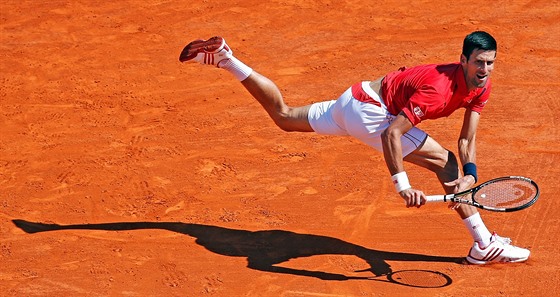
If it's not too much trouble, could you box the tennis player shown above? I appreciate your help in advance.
[180,31,529,264]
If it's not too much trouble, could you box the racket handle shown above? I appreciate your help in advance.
[426,195,446,202]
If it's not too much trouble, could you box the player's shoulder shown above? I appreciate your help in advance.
[405,62,461,79]
[411,63,461,89]
[407,62,460,71]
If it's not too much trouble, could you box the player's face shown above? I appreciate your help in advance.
[461,49,496,91]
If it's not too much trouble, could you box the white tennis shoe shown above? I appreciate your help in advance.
[466,233,530,264]
[179,36,232,67]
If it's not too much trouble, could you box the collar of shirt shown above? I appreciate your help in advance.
[454,64,485,100]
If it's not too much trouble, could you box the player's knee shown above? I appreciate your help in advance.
[273,117,298,132]
[438,150,459,180]
[422,149,458,177]
[270,111,290,131]
[271,107,307,132]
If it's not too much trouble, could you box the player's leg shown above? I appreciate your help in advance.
[404,137,530,264]
[402,137,476,217]
[179,36,313,132]
[240,71,314,132]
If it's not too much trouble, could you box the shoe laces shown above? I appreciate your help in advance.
[492,233,512,245]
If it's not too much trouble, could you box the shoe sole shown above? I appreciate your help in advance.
[179,36,224,62]
[466,255,529,265]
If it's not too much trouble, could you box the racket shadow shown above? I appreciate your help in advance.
[12,219,461,286]
[360,269,453,288]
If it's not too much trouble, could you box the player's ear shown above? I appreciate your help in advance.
[460,54,467,65]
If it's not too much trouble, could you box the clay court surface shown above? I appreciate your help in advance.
[1,1,559,296]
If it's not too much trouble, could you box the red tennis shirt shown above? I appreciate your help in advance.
[381,63,491,126]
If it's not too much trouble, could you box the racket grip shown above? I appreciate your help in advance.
[426,195,446,202]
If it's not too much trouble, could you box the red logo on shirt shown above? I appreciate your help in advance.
[413,106,425,118]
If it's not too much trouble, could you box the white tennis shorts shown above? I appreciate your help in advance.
[308,81,427,156]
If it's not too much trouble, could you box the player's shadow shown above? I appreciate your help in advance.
[12,219,463,281]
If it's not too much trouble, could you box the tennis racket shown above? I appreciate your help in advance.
[426,176,539,212]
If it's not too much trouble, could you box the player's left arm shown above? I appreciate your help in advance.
[458,108,479,166]
[445,108,480,193]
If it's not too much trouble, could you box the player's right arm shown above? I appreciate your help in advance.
[381,112,426,208]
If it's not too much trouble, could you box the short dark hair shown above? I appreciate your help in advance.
[462,31,497,60]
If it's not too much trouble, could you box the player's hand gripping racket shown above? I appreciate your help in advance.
[426,176,539,212]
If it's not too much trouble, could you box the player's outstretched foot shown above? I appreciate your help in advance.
[466,233,530,264]
[179,36,232,67]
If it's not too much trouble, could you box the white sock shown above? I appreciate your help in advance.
[462,212,493,247]
[218,56,253,81]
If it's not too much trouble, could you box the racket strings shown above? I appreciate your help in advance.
[474,180,538,208]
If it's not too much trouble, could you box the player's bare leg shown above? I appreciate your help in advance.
[240,72,313,132]
[405,136,491,242]
[403,136,477,217]
[179,36,313,132]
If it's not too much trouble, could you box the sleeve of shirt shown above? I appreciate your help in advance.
[469,82,492,113]
[401,85,445,126]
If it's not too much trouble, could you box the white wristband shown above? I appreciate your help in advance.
[391,171,411,193]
